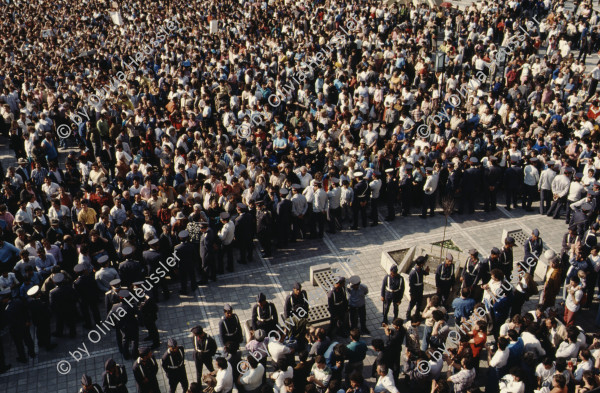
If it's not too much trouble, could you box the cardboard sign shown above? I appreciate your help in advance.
[109,11,123,26]
[210,20,218,34]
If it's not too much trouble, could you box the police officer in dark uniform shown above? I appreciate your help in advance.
[200,221,217,282]
[142,238,170,301]
[524,228,543,275]
[1,288,35,362]
[219,304,243,348]
[109,289,139,360]
[49,272,78,338]
[102,358,129,393]
[174,230,199,294]
[384,168,399,221]
[499,236,515,278]
[133,347,160,393]
[483,157,502,211]
[26,285,56,351]
[73,263,101,329]
[435,254,455,306]
[162,338,188,393]
[327,276,349,338]
[276,188,293,247]
[406,256,429,319]
[461,249,482,299]
[283,282,309,346]
[380,265,405,326]
[191,326,217,384]
[459,157,482,214]
[478,248,500,286]
[351,172,371,229]
[256,199,274,257]
[570,202,592,240]
[79,374,103,393]
[444,162,460,203]
[504,159,524,211]
[105,279,122,314]
[401,164,414,216]
[581,222,598,258]
[132,282,159,350]
[235,203,255,265]
[118,247,144,288]
[251,292,279,333]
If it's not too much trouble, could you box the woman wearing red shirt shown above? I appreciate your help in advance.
[470,320,488,370]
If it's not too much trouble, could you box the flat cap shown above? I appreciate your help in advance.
[354,171,364,178]
[385,168,395,173]
[349,275,361,285]
[491,247,500,255]
[110,278,121,287]
[27,285,40,297]
[390,265,398,272]
[469,157,478,164]
[81,374,93,386]
[446,253,453,261]
[223,304,233,312]
[237,202,247,209]
[98,255,110,264]
[505,236,515,244]
[74,264,86,273]
[333,276,344,284]
[469,248,478,255]
[52,272,65,284]
[132,281,145,287]
[191,326,204,335]
[575,173,583,180]
[530,157,538,162]
[178,230,189,239]
[139,347,151,357]
[105,358,116,370]
[118,289,130,298]
[279,188,289,195]
[200,221,209,228]
[544,250,556,260]
[148,238,159,246]
[425,167,433,172]
[220,212,230,220]
[405,164,413,170]
[582,202,592,211]
[122,246,133,256]
[593,223,600,231]
[292,282,302,290]
[254,329,266,342]
[167,338,178,347]
[255,199,265,205]
[257,292,266,302]
[532,228,540,236]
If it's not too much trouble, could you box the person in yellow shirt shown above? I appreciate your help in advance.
[77,199,97,228]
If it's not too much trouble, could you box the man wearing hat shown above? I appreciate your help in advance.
[133,347,160,393]
[400,164,415,216]
[523,157,540,211]
[435,254,456,306]
[276,188,293,245]
[109,289,139,359]
[49,272,78,338]
[1,287,35,363]
[252,292,279,334]
[459,157,482,214]
[118,246,144,288]
[380,265,405,326]
[234,203,255,265]
[133,282,160,350]
[523,228,543,276]
[406,256,430,319]
[162,338,189,393]
[102,358,128,393]
[283,283,310,345]
[200,220,218,281]
[143,238,171,301]
[79,374,103,393]
[569,202,592,241]
[73,263,101,329]
[478,247,501,286]
[256,200,274,257]
[351,172,371,230]
[347,276,370,334]
[328,276,349,337]
[174,230,199,293]
[191,326,217,384]
[105,278,122,314]
[581,222,599,259]
[26,285,56,351]
[217,212,235,273]
[290,185,308,241]
[461,250,482,300]
[384,169,399,221]
[503,158,523,212]
[420,167,438,219]
[219,304,243,348]
[538,161,557,215]
[499,237,515,278]
[547,167,573,219]
[369,172,382,226]
[483,156,502,212]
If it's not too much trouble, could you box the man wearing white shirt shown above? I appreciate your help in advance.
[420,167,439,219]
[499,369,525,393]
[556,330,580,359]
[547,169,573,219]
[369,172,382,226]
[489,337,510,370]
[267,331,293,364]
[523,158,540,211]
[311,182,328,239]
[238,357,264,393]
[374,364,399,393]
[521,327,546,358]
[214,357,233,393]
[572,349,593,381]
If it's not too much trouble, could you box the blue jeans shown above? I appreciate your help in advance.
[421,325,432,351]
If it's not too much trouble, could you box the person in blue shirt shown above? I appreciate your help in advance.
[19,266,42,298]
[506,329,524,369]
[324,341,345,380]
[0,239,20,266]
[42,132,58,162]
[345,329,367,381]
[452,287,476,323]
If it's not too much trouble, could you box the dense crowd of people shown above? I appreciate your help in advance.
[2,0,600,391]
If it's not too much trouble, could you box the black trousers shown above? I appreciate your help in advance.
[144,317,160,345]
[34,321,52,349]
[352,202,368,228]
[523,184,537,209]
[80,299,101,328]
[121,328,139,359]
[219,243,234,272]
[257,232,272,257]
[406,293,423,319]
[238,240,254,263]
[437,284,452,306]
[547,196,567,218]
[10,327,34,359]
[167,369,189,393]
[386,198,395,220]
[510,291,528,318]
[179,267,197,293]
[313,212,325,238]
[370,197,380,223]
[349,305,367,330]
[291,216,304,241]
[505,188,519,209]
[194,354,214,384]
[421,193,435,216]
[382,298,399,324]
[328,311,349,338]
[328,207,342,232]
[55,313,76,337]
[540,189,552,214]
